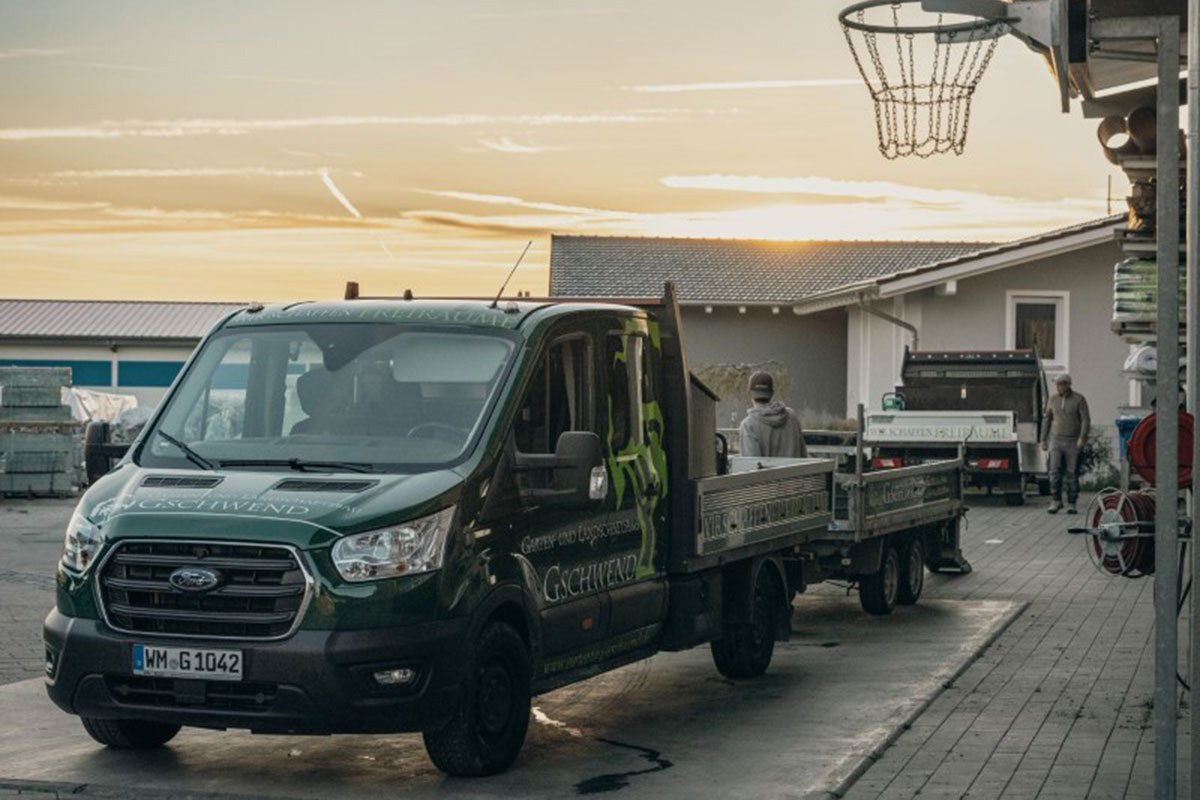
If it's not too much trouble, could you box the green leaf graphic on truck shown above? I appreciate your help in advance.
[606,318,668,579]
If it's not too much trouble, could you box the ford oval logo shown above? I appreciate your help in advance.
[168,567,222,593]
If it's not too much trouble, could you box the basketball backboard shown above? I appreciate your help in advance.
[924,0,1187,115]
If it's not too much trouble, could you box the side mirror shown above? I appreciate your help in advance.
[515,431,607,506]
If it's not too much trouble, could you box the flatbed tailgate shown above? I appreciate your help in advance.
[830,459,962,539]
[689,459,833,568]
[865,410,1016,444]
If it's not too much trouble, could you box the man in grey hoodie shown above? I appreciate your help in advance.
[738,372,808,458]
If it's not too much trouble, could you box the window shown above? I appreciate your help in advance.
[606,333,645,453]
[1015,303,1056,358]
[1006,292,1068,372]
[514,335,592,454]
[145,324,516,471]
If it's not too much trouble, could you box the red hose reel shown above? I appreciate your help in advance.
[1083,489,1156,577]
[1127,411,1194,489]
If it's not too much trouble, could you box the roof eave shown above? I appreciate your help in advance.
[876,222,1121,298]
[0,335,205,347]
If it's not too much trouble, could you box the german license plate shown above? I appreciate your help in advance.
[133,644,243,681]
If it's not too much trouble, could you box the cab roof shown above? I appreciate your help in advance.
[222,298,645,332]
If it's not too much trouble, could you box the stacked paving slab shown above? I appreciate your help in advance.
[0,367,80,497]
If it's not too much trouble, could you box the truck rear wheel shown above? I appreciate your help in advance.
[80,717,180,749]
[710,567,777,679]
[423,621,531,777]
[896,537,925,606]
[859,545,900,616]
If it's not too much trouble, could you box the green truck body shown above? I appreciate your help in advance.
[45,286,965,775]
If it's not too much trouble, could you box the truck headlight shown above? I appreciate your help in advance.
[61,511,105,573]
[331,506,456,582]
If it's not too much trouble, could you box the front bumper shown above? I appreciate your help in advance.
[43,609,469,734]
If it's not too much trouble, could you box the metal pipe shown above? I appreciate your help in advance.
[857,293,919,350]
[1153,15,1182,799]
[1188,0,1199,793]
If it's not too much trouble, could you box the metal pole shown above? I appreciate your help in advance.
[1154,15,1182,799]
[1188,0,1200,793]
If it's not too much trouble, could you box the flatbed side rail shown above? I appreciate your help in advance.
[683,459,834,572]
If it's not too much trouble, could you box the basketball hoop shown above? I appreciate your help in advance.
[839,0,1011,159]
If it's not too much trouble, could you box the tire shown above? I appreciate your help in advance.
[423,622,531,777]
[896,537,925,606]
[1004,491,1025,506]
[80,717,180,749]
[83,422,111,486]
[860,545,900,616]
[711,567,778,679]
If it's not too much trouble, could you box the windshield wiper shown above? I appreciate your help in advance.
[219,458,375,474]
[153,430,216,471]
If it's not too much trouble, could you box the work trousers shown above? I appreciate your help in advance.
[1048,437,1080,503]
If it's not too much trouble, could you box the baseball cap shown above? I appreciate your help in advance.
[749,371,774,400]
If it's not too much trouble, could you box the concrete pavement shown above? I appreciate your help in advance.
[0,594,1016,799]
[0,500,68,686]
[0,493,1188,798]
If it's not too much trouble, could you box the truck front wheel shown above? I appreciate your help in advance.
[710,567,778,679]
[423,621,531,777]
[80,717,180,749]
[859,545,900,615]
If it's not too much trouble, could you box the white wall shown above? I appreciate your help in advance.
[846,296,919,416]
[846,239,1131,439]
[682,305,848,426]
[0,342,197,409]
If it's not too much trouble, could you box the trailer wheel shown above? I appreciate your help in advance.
[711,567,778,679]
[423,622,531,777]
[896,537,925,606]
[859,545,900,616]
[80,717,180,749]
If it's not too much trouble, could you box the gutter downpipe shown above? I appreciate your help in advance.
[856,292,918,350]
[1188,0,1199,791]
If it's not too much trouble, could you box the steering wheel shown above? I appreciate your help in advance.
[407,422,467,445]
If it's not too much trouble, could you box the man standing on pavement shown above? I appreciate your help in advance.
[738,371,808,458]
[1041,373,1090,514]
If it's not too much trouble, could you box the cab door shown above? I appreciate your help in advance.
[507,325,612,658]
[601,318,669,642]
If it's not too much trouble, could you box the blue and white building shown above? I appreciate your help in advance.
[0,300,243,408]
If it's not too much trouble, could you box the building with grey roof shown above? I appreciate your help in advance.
[550,217,1132,441]
[0,299,244,407]
[550,235,989,305]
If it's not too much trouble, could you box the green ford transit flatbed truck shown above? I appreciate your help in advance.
[45,284,966,776]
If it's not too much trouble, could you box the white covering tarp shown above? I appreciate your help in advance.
[62,387,138,424]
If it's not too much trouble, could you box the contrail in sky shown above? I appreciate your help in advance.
[318,168,394,260]
[318,169,362,218]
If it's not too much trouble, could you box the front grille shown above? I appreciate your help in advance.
[106,675,278,712]
[98,540,310,640]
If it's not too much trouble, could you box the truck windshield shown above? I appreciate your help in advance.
[140,323,517,472]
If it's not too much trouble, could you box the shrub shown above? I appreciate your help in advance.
[1078,427,1119,492]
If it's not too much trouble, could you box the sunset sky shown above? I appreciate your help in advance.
[0,0,1123,301]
